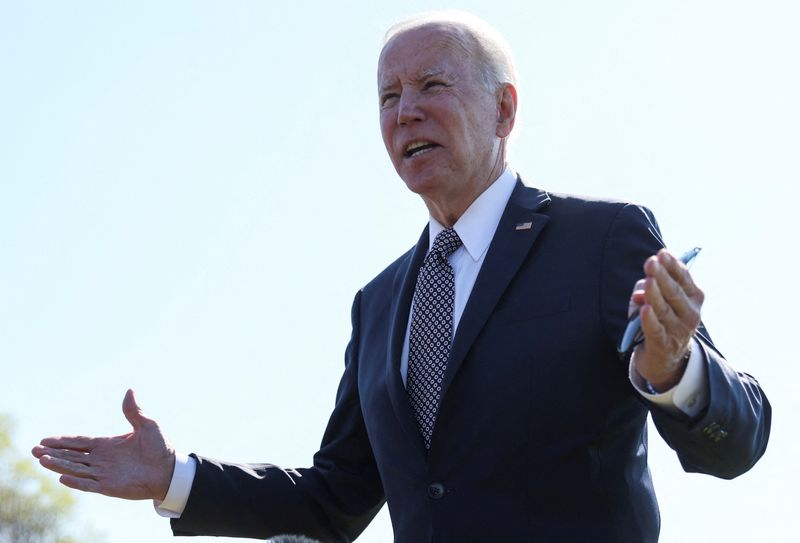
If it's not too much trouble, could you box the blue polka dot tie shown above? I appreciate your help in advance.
[407,228,463,450]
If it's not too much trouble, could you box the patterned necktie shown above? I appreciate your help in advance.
[407,228,463,450]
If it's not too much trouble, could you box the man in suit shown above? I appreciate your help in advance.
[33,11,770,542]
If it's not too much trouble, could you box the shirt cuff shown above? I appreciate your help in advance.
[629,338,709,418]
[153,452,196,518]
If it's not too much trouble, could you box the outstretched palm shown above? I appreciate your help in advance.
[32,389,175,501]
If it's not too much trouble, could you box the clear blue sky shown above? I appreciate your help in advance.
[1,1,798,541]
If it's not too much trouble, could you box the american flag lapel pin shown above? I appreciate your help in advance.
[515,221,533,231]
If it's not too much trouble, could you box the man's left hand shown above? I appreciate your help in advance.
[629,249,704,391]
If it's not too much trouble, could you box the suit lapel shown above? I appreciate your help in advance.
[383,181,551,452]
[440,181,551,397]
[386,225,429,451]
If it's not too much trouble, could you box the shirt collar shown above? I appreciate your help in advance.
[428,167,518,261]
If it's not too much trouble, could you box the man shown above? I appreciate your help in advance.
[33,12,770,543]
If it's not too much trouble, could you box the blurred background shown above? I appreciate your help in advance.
[1,1,797,541]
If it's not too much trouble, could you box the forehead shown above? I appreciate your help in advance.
[377,25,474,89]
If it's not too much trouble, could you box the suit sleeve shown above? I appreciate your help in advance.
[170,290,385,542]
[600,203,771,479]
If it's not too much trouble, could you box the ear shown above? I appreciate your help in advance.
[495,83,517,138]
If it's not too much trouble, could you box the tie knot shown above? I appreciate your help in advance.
[431,228,462,260]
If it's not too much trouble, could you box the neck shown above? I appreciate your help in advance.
[424,158,506,228]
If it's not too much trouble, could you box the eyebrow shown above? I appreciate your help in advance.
[379,67,449,94]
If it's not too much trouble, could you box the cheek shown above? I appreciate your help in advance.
[464,114,500,154]
[379,115,395,153]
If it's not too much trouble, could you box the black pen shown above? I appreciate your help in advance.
[618,247,702,356]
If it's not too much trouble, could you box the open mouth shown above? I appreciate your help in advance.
[404,141,440,159]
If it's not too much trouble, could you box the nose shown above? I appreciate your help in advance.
[397,89,425,125]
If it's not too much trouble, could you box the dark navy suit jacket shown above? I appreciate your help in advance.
[172,180,770,542]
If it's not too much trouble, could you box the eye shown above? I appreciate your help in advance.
[380,92,399,108]
[423,80,447,91]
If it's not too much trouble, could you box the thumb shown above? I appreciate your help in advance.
[628,278,646,317]
[122,388,149,431]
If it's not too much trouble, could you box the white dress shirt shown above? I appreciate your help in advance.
[155,166,708,517]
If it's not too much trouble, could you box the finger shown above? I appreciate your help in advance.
[628,278,647,314]
[35,446,91,465]
[631,278,646,293]
[122,388,149,431]
[652,253,702,325]
[639,301,690,353]
[640,278,694,354]
[630,278,646,301]
[644,258,687,319]
[39,435,97,452]
[638,303,668,348]
[60,474,102,494]
[644,280,697,355]
[657,249,690,279]
[39,454,95,478]
[643,273,675,325]
[658,250,705,305]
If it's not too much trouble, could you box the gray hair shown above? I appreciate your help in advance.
[382,11,518,95]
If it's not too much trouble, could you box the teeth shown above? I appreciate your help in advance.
[406,141,431,153]
[405,141,436,157]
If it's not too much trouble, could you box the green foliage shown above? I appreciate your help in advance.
[0,414,95,543]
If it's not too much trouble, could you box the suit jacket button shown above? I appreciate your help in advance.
[427,483,445,499]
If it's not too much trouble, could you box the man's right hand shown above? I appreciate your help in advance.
[31,389,175,501]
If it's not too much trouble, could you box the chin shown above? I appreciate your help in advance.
[400,174,441,197]
[398,164,453,195]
